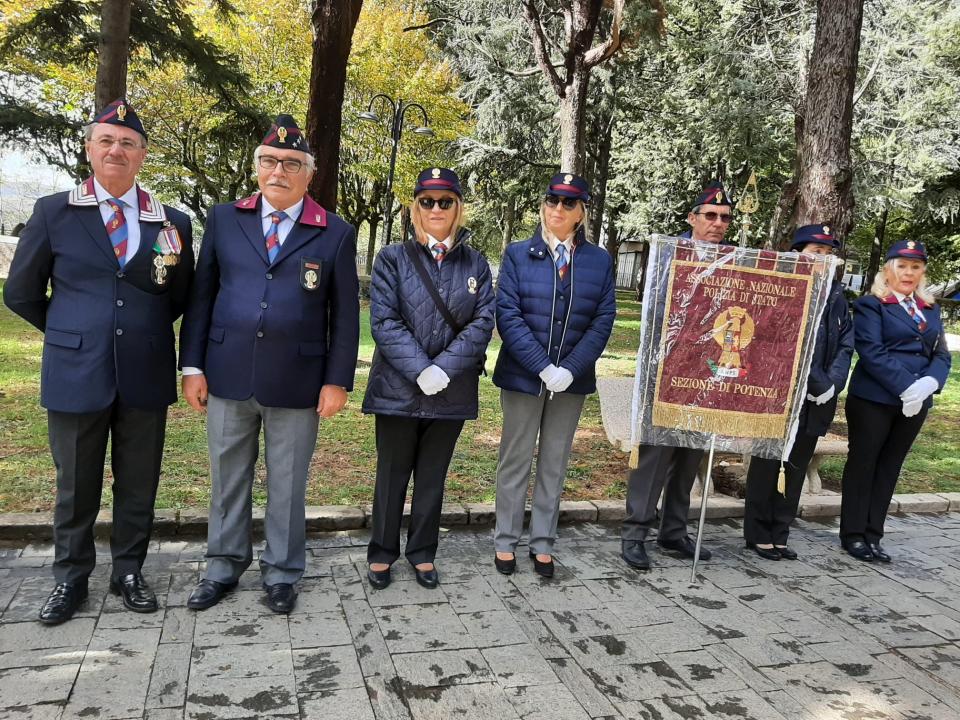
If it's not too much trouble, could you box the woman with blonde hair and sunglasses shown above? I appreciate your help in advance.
[492,172,616,577]
[839,240,951,563]
[363,167,494,590]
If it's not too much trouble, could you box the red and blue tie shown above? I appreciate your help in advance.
[904,297,927,332]
[555,243,569,280]
[432,242,448,265]
[105,198,128,266]
[264,211,287,263]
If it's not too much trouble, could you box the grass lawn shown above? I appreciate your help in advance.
[0,285,956,512]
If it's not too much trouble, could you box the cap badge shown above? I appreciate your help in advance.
[564,174,573,183]
[715,191,723,203]
[431,168,441,178]
[823,225,830,234]
[116,104,127,122]
[907,240,916,249]
[277,126,288,144]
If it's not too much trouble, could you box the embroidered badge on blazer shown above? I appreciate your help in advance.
[301,257,322,291]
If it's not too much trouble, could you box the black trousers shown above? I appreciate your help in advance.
[840,394,927,545]
[743,431,819,546]
[622,444,703,542]
[48,401,167,583]
[367,415,465,566]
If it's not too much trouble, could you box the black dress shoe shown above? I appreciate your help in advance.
[775,546,798,561]
[843,540,874,562]
[494,555,517,575]
[529,551,554,578]
[109,573,158,613]
[38,582,88,625]
[414,565,439,589]
[621,539,650,570]
[746,543,781,561]
[658,535,712,561]
[367,566,391,590]
[264,583,297,613]
[187,579,238,610]
[868,543,891,563]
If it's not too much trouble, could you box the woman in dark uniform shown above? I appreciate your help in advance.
[743,224,853,560]
[839,240,952,562]
[363,168,494,589]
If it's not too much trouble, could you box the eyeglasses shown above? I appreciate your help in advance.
[694,211,734,224]
[92,136,143,151]
[418,197,457,210]
[257,155,305,173]
[544,195,579,210]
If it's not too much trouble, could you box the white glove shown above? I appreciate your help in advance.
[416,365,450,396]
[548,366,574,393]
[902,399,923,418]
[539,364,562,388]
[806,385,835,405]
[900,376,939,405]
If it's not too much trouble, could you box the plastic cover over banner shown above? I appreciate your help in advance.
[631,235,840,460]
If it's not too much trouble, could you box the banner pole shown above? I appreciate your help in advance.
[691,434,717,583]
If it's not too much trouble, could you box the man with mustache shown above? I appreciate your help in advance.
[179,115,360,613]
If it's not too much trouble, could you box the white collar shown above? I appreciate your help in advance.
[93,178,137,209]
[892,291,915,305]
[261,196,304,221]
[426,234,453,250]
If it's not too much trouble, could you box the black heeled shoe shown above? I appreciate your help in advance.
[413,564,439,589]
[529,551,554,578]
[774,545,798,560]
[745,543,781,561]
[367,565,392,589]
[494,554,516,575]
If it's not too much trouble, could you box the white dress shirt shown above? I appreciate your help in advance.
[892,290,927,324]
[426,233,454,258]
[93,178,140,264]
[543,231,573,261]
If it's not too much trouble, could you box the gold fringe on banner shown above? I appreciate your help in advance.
[652,403,789,439]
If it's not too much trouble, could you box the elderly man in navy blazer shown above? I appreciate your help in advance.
[3,99,195,624]
[179,115,360,614]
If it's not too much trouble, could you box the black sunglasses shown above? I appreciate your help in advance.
[694,211,734,224]
[544,195,580,210]
[418,197,457,210]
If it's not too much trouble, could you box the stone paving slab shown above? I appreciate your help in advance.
[5,515,960,718]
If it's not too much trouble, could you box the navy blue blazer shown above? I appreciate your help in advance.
[800,282,854,436]
[179,193,360,408]
[3,178,194,413]
[848,294,952,408]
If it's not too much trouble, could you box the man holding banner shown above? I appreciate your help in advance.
[621,182,735,570]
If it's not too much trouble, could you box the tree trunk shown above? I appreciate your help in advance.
[769,110,804,249]
[794,0,865,243]
[587,111,614,243]
[94,0,132,111]
[604,214,620,267]
[863,205,888,296]
[365,216,379,275]
[501,195,517,256]
[306,0,364,211]
[559,71,591,173]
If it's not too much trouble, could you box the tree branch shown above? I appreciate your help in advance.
[522,0,564,97]
[853,44,883,105]
[584,0,625,69]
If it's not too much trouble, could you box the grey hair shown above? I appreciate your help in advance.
[83,122,148,147]
[871,258,935,305]
[254,145,316,172]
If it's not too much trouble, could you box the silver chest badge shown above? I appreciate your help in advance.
[467,276,477,294]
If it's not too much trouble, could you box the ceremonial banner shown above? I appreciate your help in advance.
[632,235,839,459]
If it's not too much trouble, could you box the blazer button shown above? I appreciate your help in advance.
[265,273,273,280]
[116,328,123,336]
[257,331,264,338]
[116,271,125,278]
[552,345,559,351]
[260,301,268,309]
[116,299,124,307]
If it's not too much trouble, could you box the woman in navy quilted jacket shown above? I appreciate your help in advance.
[362,168,494,590]
[492,173,616,578]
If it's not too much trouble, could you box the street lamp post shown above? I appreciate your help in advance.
[359,95,433,244]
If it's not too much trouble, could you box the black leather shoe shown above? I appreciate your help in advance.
[367,566,391,590]
[38,582,88,625]
[868,543,891,563]
[658,535,712,561]
[746,543,781,561]
[109,573,158,613]
[775,546,798,560]
[494,554,516,575]
[264,583,297,613]
[529,551,554,578]
[187,579,238,610]
[414,565,439,589]
[843,540,874,562]
[621,539,650,570]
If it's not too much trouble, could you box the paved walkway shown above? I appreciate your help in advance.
[3,514,960,719]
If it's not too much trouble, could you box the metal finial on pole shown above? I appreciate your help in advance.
[738,171,759,248]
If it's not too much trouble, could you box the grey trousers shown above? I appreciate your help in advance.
[204,394,319,586]
[494,389,586,555]
[622,444,703,542]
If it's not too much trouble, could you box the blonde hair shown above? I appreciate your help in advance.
[539,199,589,243]
[871,259,935,305]
[410,193,465,245]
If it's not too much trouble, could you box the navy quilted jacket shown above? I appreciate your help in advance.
[492,226,616,396]
[362,232,495,419]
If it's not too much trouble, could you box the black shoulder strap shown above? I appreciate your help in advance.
[404,240,463,335]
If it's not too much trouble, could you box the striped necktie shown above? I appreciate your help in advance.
[555,243,569,280]
[432,242,448,265]
[105,198,128,267]
[264,211,288,263]
[903,296,927,332]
